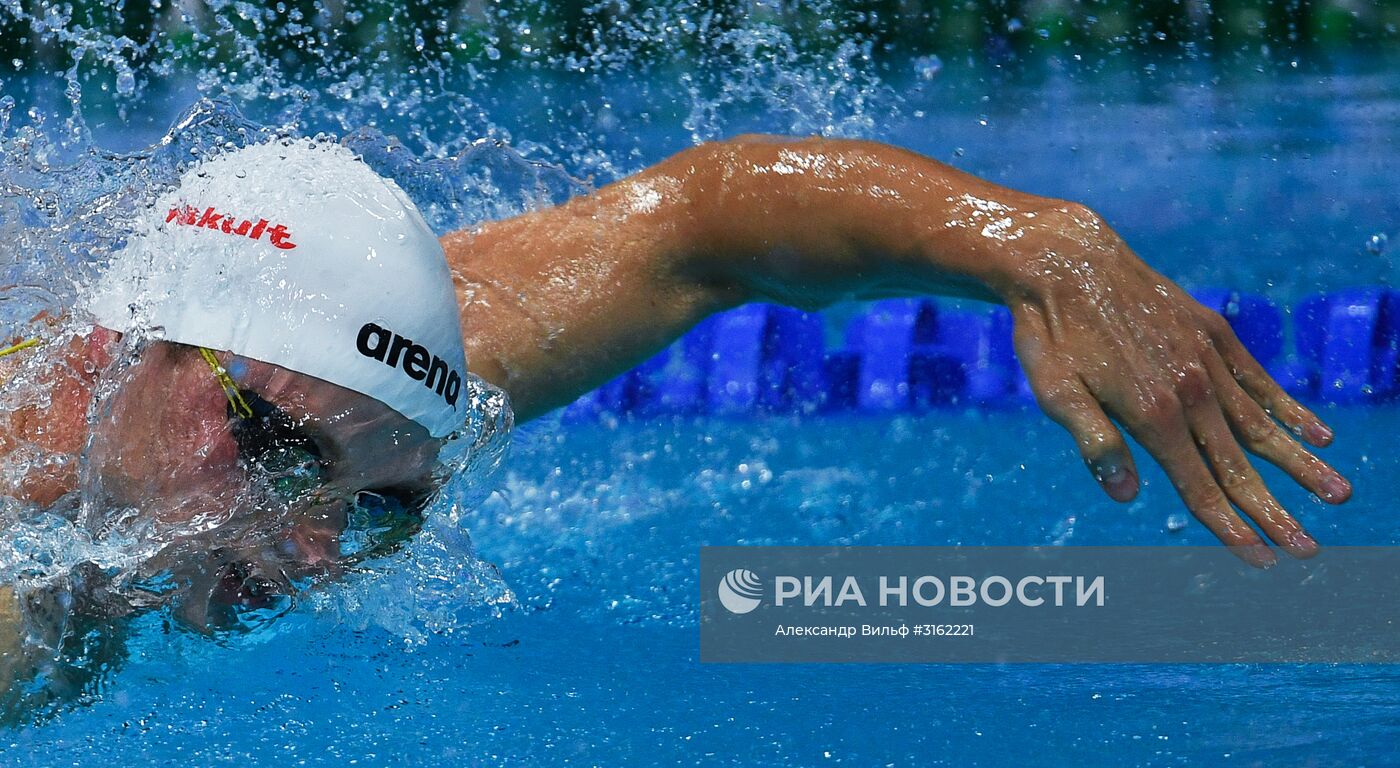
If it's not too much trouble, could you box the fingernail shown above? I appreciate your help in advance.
[1304,422,1333,447]
[1288,531,1320,558]
[1321,473,1351,503]
[1096,465,1138,502]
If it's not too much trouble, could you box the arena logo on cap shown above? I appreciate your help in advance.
[165,204,297,250]
[356,322,462,408]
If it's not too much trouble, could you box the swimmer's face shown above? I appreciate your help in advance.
[89,341,443,572]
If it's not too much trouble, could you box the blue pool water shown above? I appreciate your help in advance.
[1,31,1398,768]
[7,409,1400,765]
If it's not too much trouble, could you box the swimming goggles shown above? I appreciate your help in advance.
[197,347,326,500]
[4,337,428,560]
[198,348,431,562]
[192,348,432,632]
[1,339,314,496]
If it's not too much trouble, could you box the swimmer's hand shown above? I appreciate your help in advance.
[1000,205,1346,567]
[446,135,1348,566]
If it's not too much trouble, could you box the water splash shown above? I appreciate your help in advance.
[0,0,900,719]
[2,0,896,159]
[0,99,564,716]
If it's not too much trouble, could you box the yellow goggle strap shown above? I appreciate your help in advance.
[0,337,39,358]
[198,347,254,419]
[0,338,253,422]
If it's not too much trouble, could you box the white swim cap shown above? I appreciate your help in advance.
[87,138,468,438]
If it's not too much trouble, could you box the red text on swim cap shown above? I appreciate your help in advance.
[165,204,297,250]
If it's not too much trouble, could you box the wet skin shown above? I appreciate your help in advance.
[2,334,439,532]
[449,135,1349,567]
[0,337,443,710]
[3,135,1353,573]
[1,336,441,618]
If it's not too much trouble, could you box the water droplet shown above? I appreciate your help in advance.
[115,70,136,95]
[485,46,501,61]
[1365,232,1388,255]
[1165,514,1189,533]
[1051,514,1076,545]
[912,55,943,81]
[1007,18,1024,33]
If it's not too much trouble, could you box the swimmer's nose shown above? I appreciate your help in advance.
[282,500,348,570]
[205,560,294,629]
[216,562,274,608]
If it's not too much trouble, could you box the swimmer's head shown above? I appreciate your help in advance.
[87,138,467,438]
[85,341,444,626]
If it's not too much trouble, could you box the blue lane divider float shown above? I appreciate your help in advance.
[924,306,1018,406]
[561,287,1400,419]
[840,298,936,411]
[1191,289,1283,365]
[565,304,826,420]
[705,304,825,414]
[1189,289,1301,397]
[1295,288,1400,403]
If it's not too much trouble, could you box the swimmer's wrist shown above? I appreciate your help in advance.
[926,223,1047,306]
[963,200,1124,306]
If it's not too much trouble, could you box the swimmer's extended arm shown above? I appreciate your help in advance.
[443,135,1350,565]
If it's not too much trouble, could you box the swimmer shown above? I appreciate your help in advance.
[0,135,1351,707]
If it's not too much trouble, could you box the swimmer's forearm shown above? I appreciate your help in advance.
[672,135,1067,307]
[445,135,1079,420]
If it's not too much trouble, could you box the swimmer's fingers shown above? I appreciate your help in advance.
[1204,353,1352,505]
[1018,349,1139,502]
[1111,381,1276,568]
[1207,317,1333,447]
[1179,363,1319,559]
